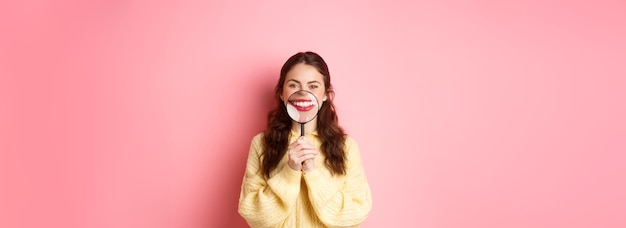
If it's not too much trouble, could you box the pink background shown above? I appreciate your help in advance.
[2,0,625,227]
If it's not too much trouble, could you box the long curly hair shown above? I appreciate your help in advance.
[261,51,347,178]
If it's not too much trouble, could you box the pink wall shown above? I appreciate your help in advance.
[2,0,625,227]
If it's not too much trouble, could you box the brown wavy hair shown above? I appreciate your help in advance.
[261,51,347,178]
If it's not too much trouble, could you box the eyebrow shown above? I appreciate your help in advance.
[287,79,321,84]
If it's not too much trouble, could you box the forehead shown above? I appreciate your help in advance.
[285,63,324,82]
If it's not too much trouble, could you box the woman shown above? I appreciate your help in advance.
[238,51,372,228]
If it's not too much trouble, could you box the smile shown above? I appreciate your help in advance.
[288,99,315,111]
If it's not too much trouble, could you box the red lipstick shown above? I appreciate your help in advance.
[288,99,315,111]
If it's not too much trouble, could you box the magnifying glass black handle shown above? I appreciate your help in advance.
[300,123,305,136]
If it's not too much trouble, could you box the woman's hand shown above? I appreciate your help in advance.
[287,136,318,172]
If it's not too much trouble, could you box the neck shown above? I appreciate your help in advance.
[292,119,317,135]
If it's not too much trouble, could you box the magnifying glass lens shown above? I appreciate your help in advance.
[285,90,320,136]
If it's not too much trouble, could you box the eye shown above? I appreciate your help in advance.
[310,84,319,89]
[288,83,298,88]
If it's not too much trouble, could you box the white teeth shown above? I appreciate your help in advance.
[293,101,314,107]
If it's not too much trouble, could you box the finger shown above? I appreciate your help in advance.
[297,137,309,144]
[296,152,318,160]
[288,141,300,149]
[297,154,316,163]
[302,161,315,170]
[298,138,315,148]
[289,144,304,153]
[300,144,315,151]
[300,148,318,155]
[291,137,306,145]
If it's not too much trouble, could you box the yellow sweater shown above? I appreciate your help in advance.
[238,131,372,228]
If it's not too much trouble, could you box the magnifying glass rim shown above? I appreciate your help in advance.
[284,90,320,124]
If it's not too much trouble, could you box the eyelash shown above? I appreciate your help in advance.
[287,84,319,89]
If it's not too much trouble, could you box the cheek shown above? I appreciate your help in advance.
[284,87,300,95]
[318,92,327,102]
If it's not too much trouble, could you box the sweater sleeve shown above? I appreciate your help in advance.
[238,134,303,228]
[303,137,373,227]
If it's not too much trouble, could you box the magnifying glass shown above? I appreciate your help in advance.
[285,90,320,136]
